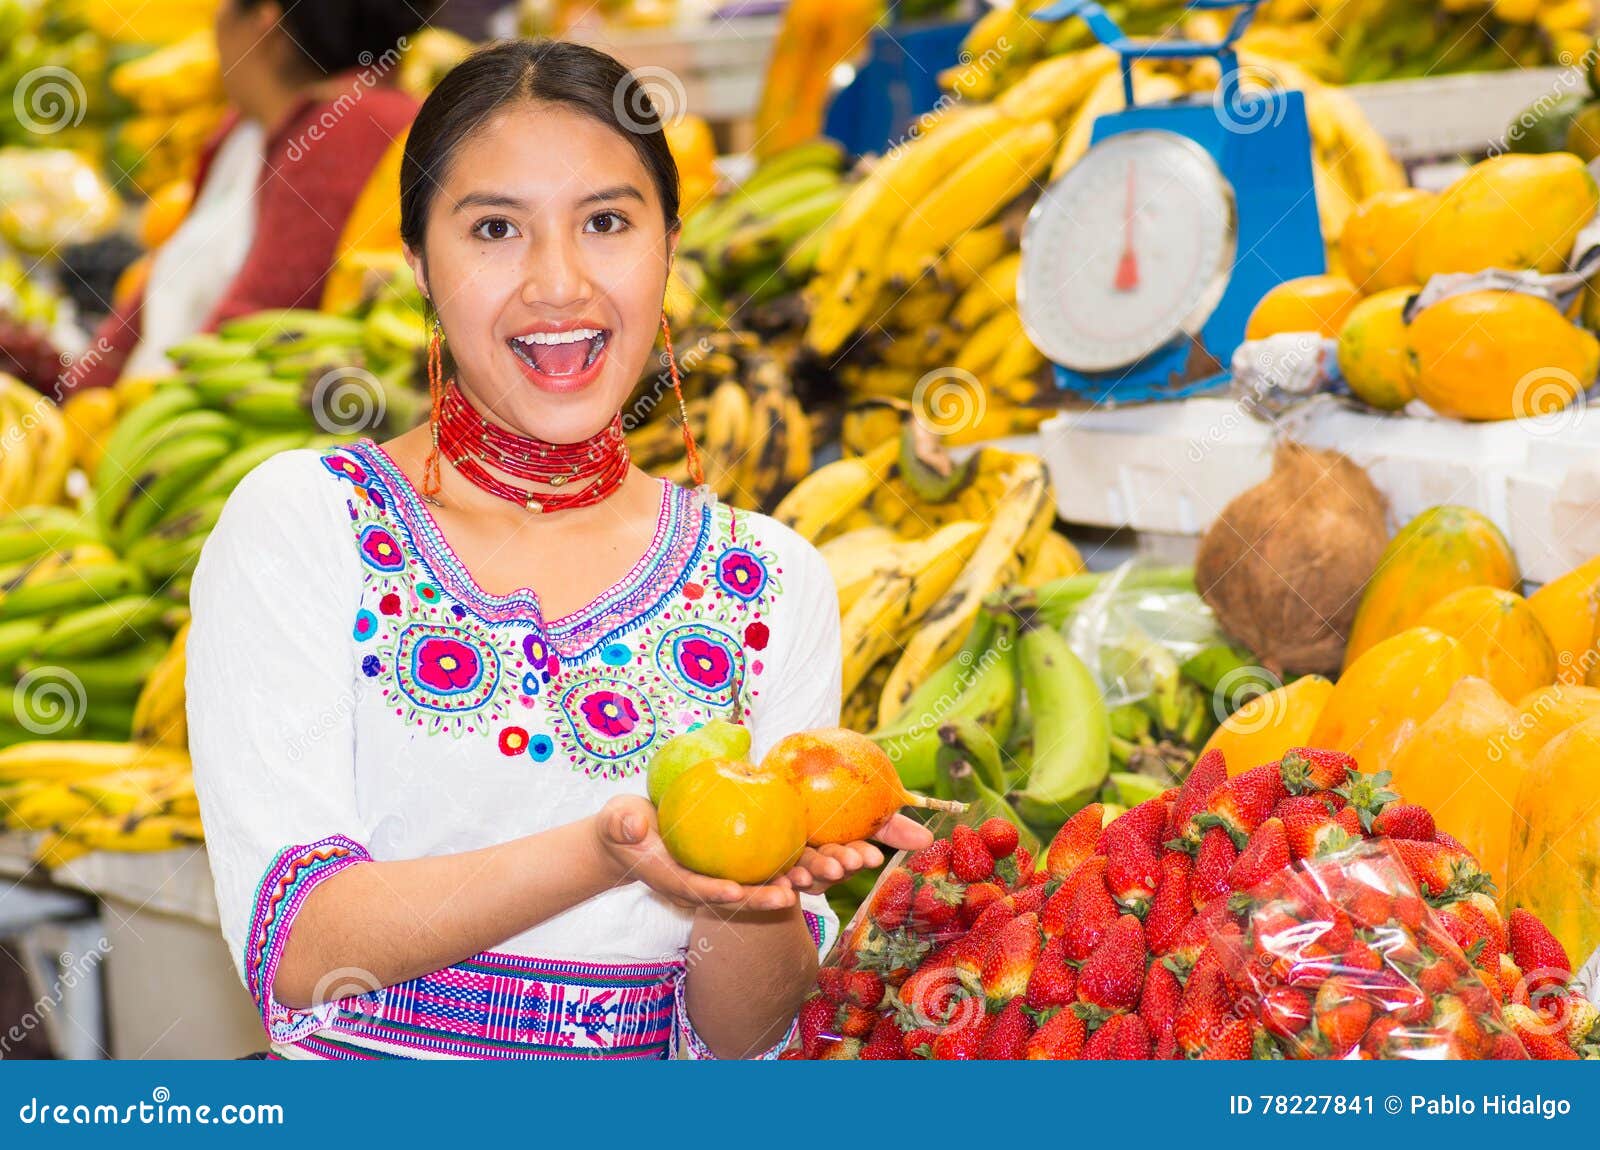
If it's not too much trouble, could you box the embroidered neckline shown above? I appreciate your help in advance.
[343,439,712,657]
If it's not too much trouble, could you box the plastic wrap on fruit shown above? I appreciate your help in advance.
[1211,840,1527,1060]
[0,149,119,254]
[1228,332,1340,416]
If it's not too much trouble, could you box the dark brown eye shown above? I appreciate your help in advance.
[585,211,629,235]
[474,217,518,240]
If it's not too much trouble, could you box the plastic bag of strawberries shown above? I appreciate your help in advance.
[1211,840,1594,1060]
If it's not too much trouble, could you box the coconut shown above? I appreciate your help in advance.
[1195,442,1388,676]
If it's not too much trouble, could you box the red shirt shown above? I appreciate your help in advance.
[69,77,418,395]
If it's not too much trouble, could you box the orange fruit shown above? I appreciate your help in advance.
[1338,189,1435,292]
[765,727,953,845]
[658,757,805,884]
[1245,274,1362,340]
[1337,285,1419,411]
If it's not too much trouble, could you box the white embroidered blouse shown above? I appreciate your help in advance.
[186,439,841,1059]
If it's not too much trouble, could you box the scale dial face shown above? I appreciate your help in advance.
[1019,129,1237,374]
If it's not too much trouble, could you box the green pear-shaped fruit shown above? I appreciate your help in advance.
[646,719,752,806]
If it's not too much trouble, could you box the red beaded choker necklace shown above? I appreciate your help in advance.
[429,382,630,513]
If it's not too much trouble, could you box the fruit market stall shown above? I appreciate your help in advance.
[1,0,1600,1064]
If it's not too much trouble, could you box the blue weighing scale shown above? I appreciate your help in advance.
[1017,0,1326,404]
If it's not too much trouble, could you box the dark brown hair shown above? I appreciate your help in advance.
[399,39,682,257]
[235,0,435,76]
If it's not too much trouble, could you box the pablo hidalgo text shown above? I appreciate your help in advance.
[1410,1095,1571,1119]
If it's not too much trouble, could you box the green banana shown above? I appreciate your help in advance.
[0,507,96,564]
[721,185,848,271]
[0,618,47,665]
[165,333,260,370]
[83,701,139,740]
[147,494,227,547]
[92,385,204,537]
[18,639,169,702]
[34,595,169,659]
[994,566,1195,630]
[125,530,210,581]
[682,168,841,258]
[873,619,1018,793]
[935,717,1008,795]
[0,561,148,622]
[1014,622,1111,833]
[187,360,277,406]
[161,433,311,522]
[112,432,237,548]
[878,611,998,735]
[363,306,427,358]
[737,140,845,198]
[220,381,313,427]
[218,309,366,346]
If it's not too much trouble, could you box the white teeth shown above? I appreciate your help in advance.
[515,328,602,346]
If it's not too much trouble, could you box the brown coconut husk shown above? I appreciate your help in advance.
[1195,441,1389,676]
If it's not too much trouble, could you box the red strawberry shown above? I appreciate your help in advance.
[1260,985,1313,1040]
[1025,935,1079,1009]
[1334,805,1365,838]
[1042,856,1102,935]
[1199,1017,1253,1060]
[1173,956,1234,1057]
[950,824,995,882]
[1490,1032,1530,1060]
[1279,747,1357,794]
[1059,866,1121,962]
[1008,882,1048,917]
[1390,838,1488,902]
[1046,803,1104,879]
[981,911,1042,1005]
[834,1003,876,1038]
[901,1025,939,1058]
[1278,797,1360,860]
[1172,748,1228,844]
[1228,817,1290,891]
[1144,851,1194,955]
[1434,993,1491,1060]
[817,1037,861,1059]
[1082,1013,1152,1059]
[1154,1029,1179,1060]
[1025,1006,1087,1059]
[1104,844,1161,916]
[978,817,1019,859]
[1077,914,1148,1016]
[1371,803,1435,842]
[1333,769,1400,832]
[1313,978,1373,1057]
[961,881,1006,926]
[907,838,952,877]
[1434,830,1468,851]
[870,868,914,931]
[931,1014,989,1060]
[1138,959,1183,1045]
[967,896,1018,942]
[1437,905,1501,981]
[798,994,835,1058]
[910,878,963,932]
[1168,895,1237,972]
[998,844,1034,889]
[1498,954,1524,1004]
[1416,951,1467,999]
[1360,1015,1404,1059]
[1507,908,1572,983]
[1194,763,1287,847]
[1192,826,1237,908]
[859,1015,905,1060]
[978,998,1034,1060]
[816,968,884,1009]
[1099,799,1170,857]
[1462,892,1507,952]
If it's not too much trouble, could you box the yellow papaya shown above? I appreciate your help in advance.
[1513,682,1600,759]
[1336,285,1419,411]
[1528,553,1600,684]
[1506,715,1600,965]
[1344,506,1520,668]
[1244,274,1362,340]
[1408,290,1599,422]
[1338,189,1436,292]
[1416,585,1557,702]
[1412,152,1600,280]
[1384,677,1529,888]
[1309,626,1475,775]
[1201,674,1334,776]
[321,130,409,315]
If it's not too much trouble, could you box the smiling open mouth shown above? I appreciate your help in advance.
[510,328,609,377]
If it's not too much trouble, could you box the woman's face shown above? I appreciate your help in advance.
[410,102,675,445]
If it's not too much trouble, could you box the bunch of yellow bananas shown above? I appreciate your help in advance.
[773,424,1082,730]
[0,373,72,508]
[0,738,201,865]
[626,328,814,511]
[108,30,227,196]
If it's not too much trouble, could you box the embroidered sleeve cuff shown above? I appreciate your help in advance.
[674,896,839,1060]
[244,835,371,1044]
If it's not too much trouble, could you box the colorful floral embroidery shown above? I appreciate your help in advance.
[499,726,529,755]
[322,442,784,777]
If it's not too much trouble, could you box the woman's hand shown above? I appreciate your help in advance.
[593,795,798,912]
[778,813,935,895]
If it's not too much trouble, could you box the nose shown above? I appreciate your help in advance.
[521,226,593,312]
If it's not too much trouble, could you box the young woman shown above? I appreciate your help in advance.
[187,39,930,1061]
[72,0,429,392]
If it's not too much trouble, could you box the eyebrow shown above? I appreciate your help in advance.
[451,185,648,213]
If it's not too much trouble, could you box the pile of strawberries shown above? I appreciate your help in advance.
[792,747,1600,1060]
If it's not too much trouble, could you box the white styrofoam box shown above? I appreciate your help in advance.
[1039,399,1274,535]
[1038,395,1600,588]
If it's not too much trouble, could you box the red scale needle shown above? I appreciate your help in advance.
[1114,160,1140,293]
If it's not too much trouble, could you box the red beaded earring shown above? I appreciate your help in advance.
[661,310,705,490]
[421,317,446,505]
